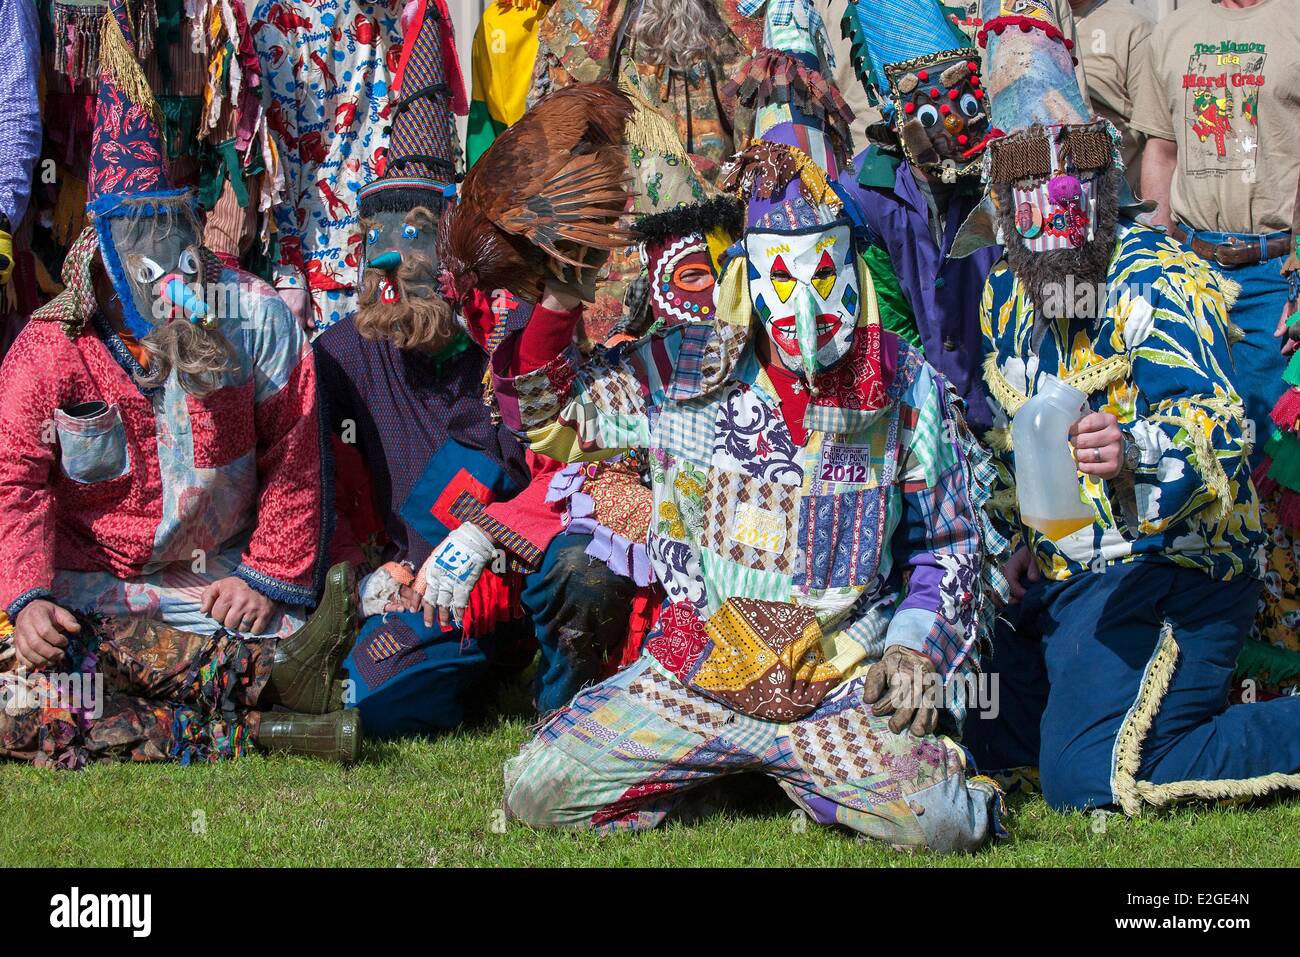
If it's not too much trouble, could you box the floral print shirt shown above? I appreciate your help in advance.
[980,223,1264,582]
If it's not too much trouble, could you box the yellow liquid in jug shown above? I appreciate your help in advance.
[1022,515,1093,540]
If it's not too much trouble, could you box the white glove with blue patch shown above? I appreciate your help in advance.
[420,523,497,627]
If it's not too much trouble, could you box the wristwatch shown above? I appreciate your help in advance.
[1120,430,1140,473]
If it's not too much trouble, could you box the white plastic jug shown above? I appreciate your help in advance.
[1012,375,1094,540]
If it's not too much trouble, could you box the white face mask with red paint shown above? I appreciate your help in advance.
[744,222,859,380]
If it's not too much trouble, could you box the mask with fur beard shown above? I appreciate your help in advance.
[135,318,240,397]
[356,206,460,353]
[992,165,1120,328]
[92,255,239,398]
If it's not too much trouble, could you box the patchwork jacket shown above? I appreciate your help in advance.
[980,223,1264,582]
[492,319,996,720]
[0,270,325,619]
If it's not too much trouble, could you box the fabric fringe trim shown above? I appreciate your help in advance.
[982,352,1131,422]
[1112,622,1300,815]
[99,7,164,128]
[1148,412,1233,523]
[722,49,855,164]
[1234,637,1300,687]
[622,83,688,159]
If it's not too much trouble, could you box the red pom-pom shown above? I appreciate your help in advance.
[973,89,984,100]
[940,103,951,114]
[948,88,959,100]
[1020,22,1031,32]
[968,61,978,72]
[958,134,968,144]
[903,101,916,114]
[929,87,940,97]
[918,70,929,80]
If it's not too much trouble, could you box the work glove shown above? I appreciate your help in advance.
[862,645,940,736]
[419,523,497,628]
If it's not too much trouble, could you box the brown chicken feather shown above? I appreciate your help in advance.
[437,81,635,305]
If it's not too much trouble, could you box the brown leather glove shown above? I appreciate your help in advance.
[862,645,940,736]
[546,246,610,303]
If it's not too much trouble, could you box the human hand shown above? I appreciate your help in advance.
[1069,411,1123,480]
[1001,546,1041,603]
[12,600,81,670]
[200,576,277,634]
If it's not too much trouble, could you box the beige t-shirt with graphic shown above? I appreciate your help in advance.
[1131,0,1300,234]
[1074,0,1153,194]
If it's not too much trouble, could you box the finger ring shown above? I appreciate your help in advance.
[1093,447,1102,462]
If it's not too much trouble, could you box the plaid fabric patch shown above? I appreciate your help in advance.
[450,492,538,571]
[702,468,799,574]
[654,401,717,468]
[353,619,428,689]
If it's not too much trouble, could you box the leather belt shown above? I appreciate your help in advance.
[1170,223,1293,267]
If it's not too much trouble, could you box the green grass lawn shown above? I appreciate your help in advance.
[4,712,1300,867]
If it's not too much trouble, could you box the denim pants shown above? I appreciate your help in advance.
[345,533,636,738]
[1175,225,1291,465]
[964,561,1300,813]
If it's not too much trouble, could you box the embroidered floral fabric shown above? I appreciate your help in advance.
[493,323,991,723]
[980,223,1263,582]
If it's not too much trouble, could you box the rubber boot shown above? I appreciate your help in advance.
[254,708,362,764]
[262,562,359,714]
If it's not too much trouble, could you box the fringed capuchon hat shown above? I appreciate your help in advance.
[843,0,990,183]
[951,0,1144,257]
[358,0,465,219]
[724,0,854,175]
[36,0,218,340]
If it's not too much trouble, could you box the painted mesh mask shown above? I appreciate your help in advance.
[101,197,212,333]
[744,221,859,379]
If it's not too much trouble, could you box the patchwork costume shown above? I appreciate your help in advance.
[0,0,324,636]
[317,11,635,738]
[491,11,1004,851]
[959,0,1300,815]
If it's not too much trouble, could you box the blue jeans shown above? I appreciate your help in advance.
[967,562,1300,813]
[1175,225,1291,465]
[346,533,636,738]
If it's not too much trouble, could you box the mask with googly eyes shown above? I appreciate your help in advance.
[359,207,442,307]
[99,198,214,335]
[886,51,991,181]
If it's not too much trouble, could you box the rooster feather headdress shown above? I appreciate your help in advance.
[436,81,635,306]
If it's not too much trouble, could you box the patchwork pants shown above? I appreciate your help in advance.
[50,544,307,639]
[965,561,1300,814]
[0,616,271,769]
[503,655,1002,852]
[346,533,638,738]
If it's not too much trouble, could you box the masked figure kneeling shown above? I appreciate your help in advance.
[0,1,360,760]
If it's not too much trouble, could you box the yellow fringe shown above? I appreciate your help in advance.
[1148,412,1234,523]
[1113,621,1300,814]
[982,353,1027,418]
[1218,274,1241,313]
[984,426,1012,452]
[983,353,1131,422]
[621,83,688,159]
[99,8,164,128]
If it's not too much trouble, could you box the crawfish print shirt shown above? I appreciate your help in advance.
[980,223,1264,584]
[492,324,996,723]
[253,0,405,329]
[1130,0,1300,234]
